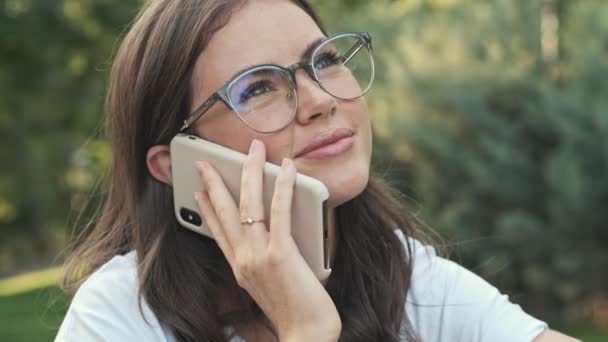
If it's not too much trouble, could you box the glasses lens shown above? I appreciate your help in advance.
[312,34,374,100]
[227,67,296,133]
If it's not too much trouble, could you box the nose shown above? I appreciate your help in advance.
[293,69,337,125]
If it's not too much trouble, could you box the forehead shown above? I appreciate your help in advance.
[193,0,325,96]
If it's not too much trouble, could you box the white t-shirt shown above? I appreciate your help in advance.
[55,232,548,341]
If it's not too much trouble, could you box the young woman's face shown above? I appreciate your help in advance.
[191,0,372,208]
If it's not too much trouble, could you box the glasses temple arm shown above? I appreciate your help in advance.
[342,43,364,65]
[179,95,219,132]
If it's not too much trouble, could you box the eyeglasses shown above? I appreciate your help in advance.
[179,32,374,134]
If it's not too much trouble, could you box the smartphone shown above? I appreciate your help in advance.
[170,133,332,281]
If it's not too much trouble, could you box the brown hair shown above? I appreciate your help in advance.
[61,0,436,341]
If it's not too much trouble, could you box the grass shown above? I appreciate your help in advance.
[0,286,69,342]
[560,324,608,342]
[0,267,69,341]
[0,267,607,341]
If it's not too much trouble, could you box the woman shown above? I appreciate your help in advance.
[55,0,578,341]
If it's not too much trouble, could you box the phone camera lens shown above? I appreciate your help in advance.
[179,208,202,226]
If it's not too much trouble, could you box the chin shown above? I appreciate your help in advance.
[325,170,369,208]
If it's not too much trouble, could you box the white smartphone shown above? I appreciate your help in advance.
[170,133,332,281]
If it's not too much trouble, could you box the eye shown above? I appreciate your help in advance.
[314,50,342,70]
[238,80,275,103]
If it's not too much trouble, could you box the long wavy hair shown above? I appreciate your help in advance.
[61,0,437,341]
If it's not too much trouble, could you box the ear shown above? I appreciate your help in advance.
[146,145,172,185]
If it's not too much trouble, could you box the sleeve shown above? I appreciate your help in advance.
[397,231,549,342]
[54,268,173,342]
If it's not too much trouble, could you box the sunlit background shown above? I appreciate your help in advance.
[1,0,607,340]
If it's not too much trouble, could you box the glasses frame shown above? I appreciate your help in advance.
[179,32,374,134]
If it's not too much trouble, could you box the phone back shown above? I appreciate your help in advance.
[170,134,331,280]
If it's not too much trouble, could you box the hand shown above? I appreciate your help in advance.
[194,139,341,341]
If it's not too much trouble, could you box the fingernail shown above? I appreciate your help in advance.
[194,191,201,201]
[249,139,261,154]
[282,158,291,169]
[196,161,207,173]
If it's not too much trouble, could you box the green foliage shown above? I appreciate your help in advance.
[0,0,139,270]
[401,67,608,320]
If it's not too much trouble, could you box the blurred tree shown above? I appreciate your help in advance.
[0,0,139,271]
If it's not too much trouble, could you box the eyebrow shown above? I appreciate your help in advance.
[229,37,326,78]
[300,37,325,61]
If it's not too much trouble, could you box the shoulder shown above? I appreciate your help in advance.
[70,251,140,312]
[395,230,548,342]
[55,251,175,342]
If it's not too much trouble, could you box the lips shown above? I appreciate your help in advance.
[295,128,355,159]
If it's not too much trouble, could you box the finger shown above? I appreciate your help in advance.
[239,139,267,238]
[195,191,234,262]
[269,158,296,246]
[196,161,243,246]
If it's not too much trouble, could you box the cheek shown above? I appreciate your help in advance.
[196,118,255,154]
[344,98,371,146]
[195,112,296,165]
[338,97,369,124]
[354,98,370,121]
[258,132,296,166]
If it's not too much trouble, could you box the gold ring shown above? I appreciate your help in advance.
[241,217,265,225]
